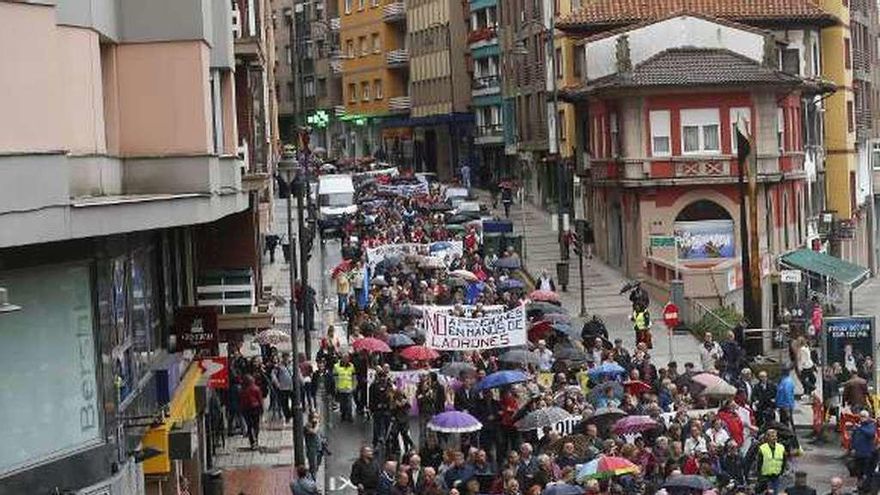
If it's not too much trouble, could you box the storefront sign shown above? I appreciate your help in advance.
[649,235,676,248]
[197,357,229,389]
[823,316,875,373]
[423,305,527,350]
[142,364,203,475]
[674,220,735,259]
[780,269,802,284]
[173,306,219,355]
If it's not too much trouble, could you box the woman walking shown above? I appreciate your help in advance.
[239,374,264,450]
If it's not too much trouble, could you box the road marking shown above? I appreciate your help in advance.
[328,475,357,492]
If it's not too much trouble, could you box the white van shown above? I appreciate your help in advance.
[317,174,356,238]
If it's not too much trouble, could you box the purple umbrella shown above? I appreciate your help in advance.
[611,415,659,435]
[427,411,483,433]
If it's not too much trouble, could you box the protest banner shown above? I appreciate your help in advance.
[411,304,505,316]
[365,369,456,416]
[366,241,463,269]
[423,305,527,350]
[376,182,429,197]
[536,415,583,439]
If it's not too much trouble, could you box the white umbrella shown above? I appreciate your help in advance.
[255,328,291,345]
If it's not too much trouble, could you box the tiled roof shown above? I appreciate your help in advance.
[560,48,804,98]
[558,0,837,32]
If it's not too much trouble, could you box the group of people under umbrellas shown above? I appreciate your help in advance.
[283,166,877,495]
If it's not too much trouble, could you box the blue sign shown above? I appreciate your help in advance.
[674,220,735,259]
[824,316,874,371]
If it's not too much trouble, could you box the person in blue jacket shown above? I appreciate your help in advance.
[850,410,877,481]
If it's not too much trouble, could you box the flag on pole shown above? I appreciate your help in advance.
[736,116,751,168]
[359,266,370,309]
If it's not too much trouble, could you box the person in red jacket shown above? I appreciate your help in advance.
[717,400,745,447]
[239,374,264,449]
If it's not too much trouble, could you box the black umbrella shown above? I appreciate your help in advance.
[428,202,453,212]
[580,407,627,430]
[371,277,389,287]
[527,302,567,314]
[446,214,472,224]
[499,349,540,366]
[441,361,476,377]
[393,305,423,317]
[662,474,714,491]
[553,345,589,363]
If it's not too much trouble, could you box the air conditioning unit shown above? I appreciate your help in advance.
[232,4,242,38]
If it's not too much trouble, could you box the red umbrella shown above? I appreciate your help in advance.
[400,345,440,362]
[352,337,392,353]
[331,259,353,278]
[530,290,560,303]
[528,320,553,342]
[612,415,659,435]
[623,380,653,396]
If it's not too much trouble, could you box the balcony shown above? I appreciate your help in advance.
[330,60,343,76]
[472,75,500,96]
[330,17,340,32]
[475,124,504,145]
[386,49,409,68]
[467,26,497,45]
[382,2,406,22]
[388,96,411,112]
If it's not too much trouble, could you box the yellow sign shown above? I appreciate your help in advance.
[142,363,203,474]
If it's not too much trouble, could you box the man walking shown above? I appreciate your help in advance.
[754,429,787,494]
[272,352,295,422]
[334,353,356,422]
[776,368,797,440]
[850,410,877,482]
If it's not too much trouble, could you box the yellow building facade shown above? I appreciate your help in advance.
[554,0,578,159]
[820,0,856,219]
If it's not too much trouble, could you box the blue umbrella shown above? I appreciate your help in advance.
[387,333,415,348]
[498,278,525,291]
[475,370,530,391]
[494,257,522,270]
[552,323,579,340]
[542,484,584,495]
[587,362,627,379]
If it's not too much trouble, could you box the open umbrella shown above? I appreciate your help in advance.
[331,259,353,278]
[575,456,639,481]
[255,328,290,345]
[692,373,737,398]
[499,349,540,366]
[387,333,415,348]
[449,269,479,282]
[528,320,553,342]
[441,361,476,377]
[516,406,573,431]
[553,345,589,363]
[352,337,392,353]
[545,434,594,458]
[447,214,472,225]
[498,278,525,291]
[393,305,423,318]
[540,313,573,324]
[542,484,583,495]
[530,290,561,303]
[581,407,627,429]
[428,202,454,212]
[662,474,714,491]
[553,385,586,405]
[494,257,522,270]
[587,362,627,379]
[427,411,483,433]
[588,381,623,405]
[612,415,660,435]
[527,302,567,314]
[400,345,440,362]
[446,277,469,288]
[475,370,530,390]
[623,380,654,396]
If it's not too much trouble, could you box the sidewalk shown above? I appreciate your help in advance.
[475,190,703,368]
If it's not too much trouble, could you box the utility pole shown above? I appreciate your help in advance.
[297,131,313,358]
[747,136,762,328]
[736,119,762,329]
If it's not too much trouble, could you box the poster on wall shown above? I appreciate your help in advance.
[823,316,875,377]
[423,305,527,350]
[674,219,735,259]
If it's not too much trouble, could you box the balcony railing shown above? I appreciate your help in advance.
[386,49,409,67]
[330,17,340,31]
[388,96,411,112]
[467,26,497,44]
[477,124,503,137]
[382,2,406,22]
[472,75,500,90]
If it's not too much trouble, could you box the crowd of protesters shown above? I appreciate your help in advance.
[239,162,880,495]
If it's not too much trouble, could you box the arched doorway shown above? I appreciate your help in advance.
[674,200,735,260]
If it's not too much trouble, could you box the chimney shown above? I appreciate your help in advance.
[616,34,632,75]
[762,34,779,69]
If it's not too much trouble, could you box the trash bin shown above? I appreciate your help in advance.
[556,262,570,291]
[203,469,224,495]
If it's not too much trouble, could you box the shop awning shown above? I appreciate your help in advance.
[780,249,870,287]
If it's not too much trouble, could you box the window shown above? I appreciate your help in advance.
[361,81,370,101]
[848,100,855,132]
[559,110,566,141]
[285,44,292,65]
[346,39,354,58]
[348,83,357,103]
[359,36,367,56]
[680,108,720,154]
[372,33,380,53]
[845,38,852,69]
[317,78,327,98]
[649,110,671,156]
[358,0,365,9]
[781,48,800,75]
[777,107,785,152]
[372,0,379,6]
[573,45,585,79]
[345,0,352,13]
[730,107,751,153]
[609,112,619,156]
[304,77,315,97]
[374,79,383,99]
[812,41,820,76]
[555,47,562,78]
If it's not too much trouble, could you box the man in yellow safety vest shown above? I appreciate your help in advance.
[334,353,356,422]
[755,429,787,494]
[631,305,652,349]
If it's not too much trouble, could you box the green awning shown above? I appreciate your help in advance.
[780,249,870,287]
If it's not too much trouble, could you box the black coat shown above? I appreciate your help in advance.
[351,458,380,493]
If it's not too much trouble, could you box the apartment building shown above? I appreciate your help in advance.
[469,0,505,183]
[339,0,410,159]
[0,1,271,493]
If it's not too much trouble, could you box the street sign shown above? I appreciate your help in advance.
[198,357,229,389]
[663,302,680,328]
[780,269,802,284]
[650,235,676,248]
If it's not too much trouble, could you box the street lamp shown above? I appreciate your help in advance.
[0,287,21,313]
[277,158,306,467]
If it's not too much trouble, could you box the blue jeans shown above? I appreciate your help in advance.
[337,294,348,316]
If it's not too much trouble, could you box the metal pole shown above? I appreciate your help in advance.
[737,136,754,327]
[578,246,585,316]
[521,162,528,261]
[286,176,306,466]
[297,151,312,359]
